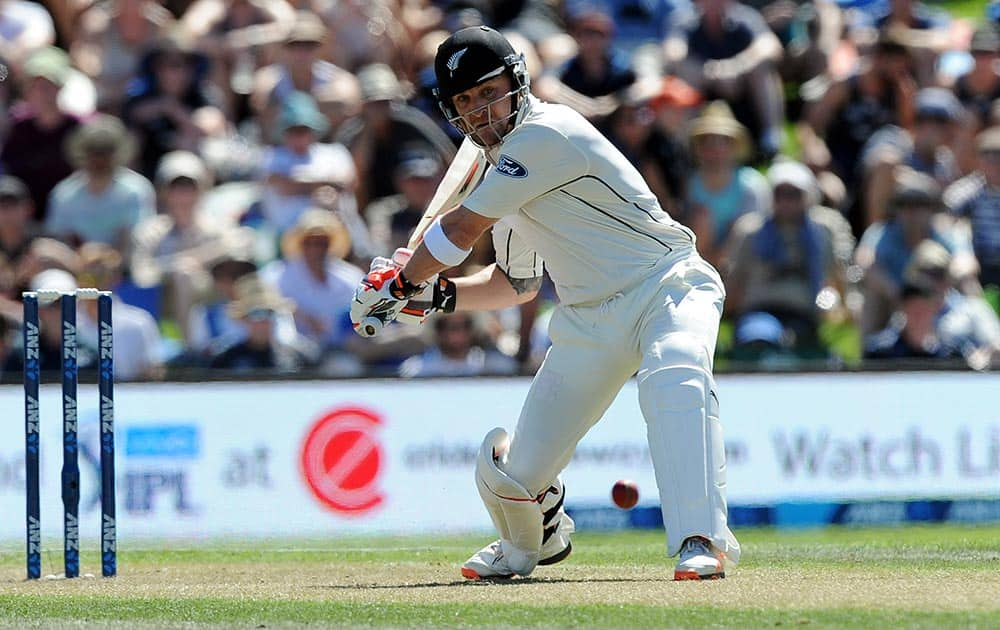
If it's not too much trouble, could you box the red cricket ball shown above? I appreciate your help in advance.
[611,479,639,510]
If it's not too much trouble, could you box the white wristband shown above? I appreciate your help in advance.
[423,218,471,267]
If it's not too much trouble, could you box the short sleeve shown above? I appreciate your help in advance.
[492,219,544,280]
[45,190,69,236]
[259,147,290,178]
[943,175,983,219]
[135,174,156,221]
[463,124,588,219]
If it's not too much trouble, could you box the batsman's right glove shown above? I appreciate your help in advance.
[350,265,425,337]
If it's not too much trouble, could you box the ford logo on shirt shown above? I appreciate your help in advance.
[496,155,529,178]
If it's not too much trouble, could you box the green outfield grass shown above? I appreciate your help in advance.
[1,524,999,628]
[940,0,990,21]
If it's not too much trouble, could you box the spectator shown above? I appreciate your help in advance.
[250,10,353,143]
[601,81,674,208]
[208,272,313,372]
[857,169,976,336]
[71,0,176,113]
[364,145,443,255]
[0,175,39,275]
[0,46,82,220]
[952,27,1000,174]
[314,70,362,138]
[46,114,156,251]
[320,0,410,71]
[666,0,785,160]
[859,87,962,228]
[2,269,96,380]
[538,2,636,120]
[0,0,56,70]
[866,0,950,86]
[179,0,295,117]
[870,0,949,34]
[864,270,958,362]
[399,311,517,378]
[186,248,262,356]
[0,175,39,321]
[121,29,226,177]
[262,208,362,360]
[336,63,456,210]
[76,242,164,381]
[410,29,465,145]
[726,160,854,359]
[903,239,1000,370]
[757,1,841,117]
[798,27,917,235]
[684,100,770,269]
[646,75,702,211]
[944,126,1000,291]
[954,27,1000,131]
[258,91,356,235]
[606,0,691,61]
[7,237,79,295]
[862,239,995,365]
[131,151,244,339]
[438,0,491,34]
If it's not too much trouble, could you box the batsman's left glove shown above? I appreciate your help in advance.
[350,266,425,337]
[395,276,458,325]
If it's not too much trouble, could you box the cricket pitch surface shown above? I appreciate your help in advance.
[2,525,999,628]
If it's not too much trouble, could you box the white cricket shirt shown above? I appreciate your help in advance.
[465,96,696,305]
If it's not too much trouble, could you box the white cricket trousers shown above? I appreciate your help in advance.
[505,252,741,567]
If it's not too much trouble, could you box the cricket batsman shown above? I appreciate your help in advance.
[351,26,740,580]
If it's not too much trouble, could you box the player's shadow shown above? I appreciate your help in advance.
[312,577,670,590]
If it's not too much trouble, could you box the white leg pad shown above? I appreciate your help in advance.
[475,428,543,576]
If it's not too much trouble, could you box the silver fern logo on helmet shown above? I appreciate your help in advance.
[446,48,468,76]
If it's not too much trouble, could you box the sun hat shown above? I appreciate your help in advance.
[279,208,351,260]
[65,114,136,169]
[285,11,327,45]
[155,151,212,189]
[277,91,329,136]
[768,159,820,206]
[688,101,751,161]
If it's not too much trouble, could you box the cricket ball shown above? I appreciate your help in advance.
[611,479,639,510]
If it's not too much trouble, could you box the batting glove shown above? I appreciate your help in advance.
[396,276,458,325]
[350,267,425,337]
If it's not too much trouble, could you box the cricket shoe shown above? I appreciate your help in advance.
[674,536,725,581]
[461,540,516,580]
[461,527,574,580]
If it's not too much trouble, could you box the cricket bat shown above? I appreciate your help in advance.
[406,136,486,250]
[356,137,485,338]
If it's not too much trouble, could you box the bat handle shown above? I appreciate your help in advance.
[391,248,413,267]
[357,316,384,338]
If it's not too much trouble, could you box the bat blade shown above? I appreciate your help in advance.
[407,137,485,250]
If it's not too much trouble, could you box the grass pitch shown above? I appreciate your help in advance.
[1,524,999,628]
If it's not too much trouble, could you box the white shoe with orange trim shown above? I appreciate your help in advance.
[461,541,515,579]
[461,520,574,581]
[673,536,725,580]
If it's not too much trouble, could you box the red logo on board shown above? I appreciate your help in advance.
[301,407,384,515]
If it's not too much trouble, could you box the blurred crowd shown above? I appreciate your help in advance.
[1,0,1000,381]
